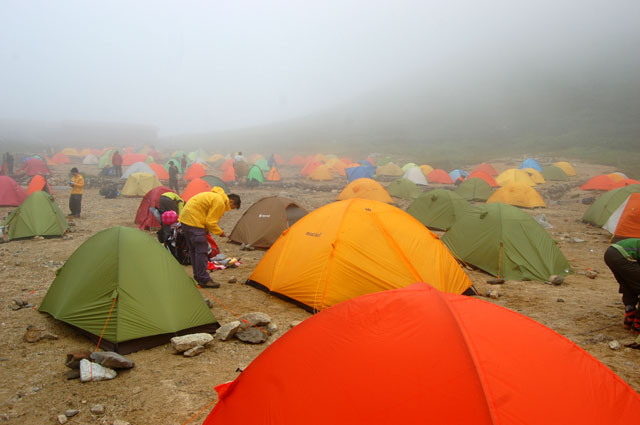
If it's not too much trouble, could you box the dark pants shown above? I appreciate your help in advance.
[604,246,640,307]
[182,223,211,284]
[168,178,179,193]
[114,165,122,178]
[69,194,82,216]
[158,196,179,214]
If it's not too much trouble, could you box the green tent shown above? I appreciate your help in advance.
[378,156,393,166]
[2,191,68,240]
[406,189,476,231]
[454,177,494,202]
[201,175,230,194]
[39,226,218,353]
[401,162,418,172]
[541,165,569,181]
[98,149,116,169]
[442,203,572,281]
[582,184,640,226]
[247,165,264,183]
[386,178,422,200]
[254,158,270,172]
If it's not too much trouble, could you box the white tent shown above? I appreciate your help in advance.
[122,162,155,179]
[403,167,429,186]
[82,154,99,165]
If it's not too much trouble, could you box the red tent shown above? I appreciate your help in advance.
[27,175,53,195]
[427,168,453,184]
[122,153,148,166]
[148,163,169,180]
[205,283,640,425]
[50,153,72,164]
[219,158,234,171]
[289,155,306,166]
[17,158,51,176]
[0,176,28,206]
[181,178,211,202]
[134,186,174,230]
[222,165,236,182]
[580,175,617,191]
[467,170,498,187]
[472,162,498,176]
[184,163,206,181]
[300,160,322,176]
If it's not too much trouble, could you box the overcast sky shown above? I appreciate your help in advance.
[1,0,639,136]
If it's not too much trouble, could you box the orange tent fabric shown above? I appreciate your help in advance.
[580,175,617,191]
[308,165,333,181]
[603,193,640,239]
[496,169,536,187]
[27,175,53,195]
[266,167,281,181]
[122,153,148,166]
[219,158,234,171]
[289,155,306,166]
[427,169,453,184]
[472,162,498,176]
[612,178,640,189]
[148,163,169,180]
[181,178,212,202]
[50,153,71,164]
[467,170,498,187]
[273,154,285,165]
[301,160,322,176]
[205,283,640,425]
[419,164,434,176]
[330,160,348,176]
[607,173,625,182]
[221,165,236,182]
[184,163,207,181]
[337,178,393,203]
[248,199,471,312]
[487,182,546,208]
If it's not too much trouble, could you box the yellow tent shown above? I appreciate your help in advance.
[420,165,434,177]
[487,182,546,208]
[309,165,333,181]
[120,172,162,197]
[61,148,81,157]
[337,178,393,203]
[607,173,625,182]
[524,168,546,184]
[313,153,328,163]
[248,199,472,312]
[496,169,536,187]
[554,161,576,177]
[207,154,224,163]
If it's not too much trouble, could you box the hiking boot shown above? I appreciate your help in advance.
[624,309,637,330]
[632,316,640,333]
[200,280,221,288]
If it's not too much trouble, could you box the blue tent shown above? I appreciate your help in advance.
[519,158,542,172]
[345,165,376,183]
[449,169,469,182]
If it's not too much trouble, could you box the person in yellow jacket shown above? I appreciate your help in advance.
[68,167,85,217]
[179,187,240,287]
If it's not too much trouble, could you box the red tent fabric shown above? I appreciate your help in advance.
[149,163,169,180]
[50,153,72,164]
[0,176,29,206]
[580,175,618,191]
[17,158,51,176]
[134,185,174,230]
[205,283,640,425]
[122,153,148,166]
[27,175,53,195]
[301,160,322,176]
[184,163,206,181]
[472,162,498,176]
[612,178,640,189]
[219,158,234,171]
[427,168,453,184]
[273,154,285,165]
[467,171,499,187]
[289,155,306,166]
[181,178,212,202]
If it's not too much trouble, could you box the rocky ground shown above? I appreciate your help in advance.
[0,158,638,424]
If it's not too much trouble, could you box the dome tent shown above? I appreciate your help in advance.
[386,178,422,200]
[582,185,640,226]
[454,177,494,201]
[120,173,162,197]
[204,283,640,425]
[487,182,546,208]
[406,189,476,231]
[0,176,28,206]
[603,193,640,240]
[337,178,393,203]
[121,161,155,179]
[201,175,230,194]
[541,165,569,181]
[39,227,218,354]
[402,167,429,185]
[2,191,68,240]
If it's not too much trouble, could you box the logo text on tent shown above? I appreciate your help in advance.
[305,232,322,237]
[258,214,271,218]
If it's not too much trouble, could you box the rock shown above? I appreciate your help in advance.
[90,404,105,415]
[216,321,241,341]
[23,326,58,343]
[556,298,565,303]
[171,333,213,353]
[586,269,598,279]
[290,320,302,328]
[32,236,44,240]
[65,349,92,369]
[66,369,81,380]
[14,260,20,267]
[570,237,585,243]
[228,277,237,283]
[240,312,271,328]
[534,214,553,229]
[549,275,564,285]
[113,420,131,425]
[609,340,622,350]
[267,323,278,335]
[486,278,504,285]
[12,298,27,307]
[183,345,206,357]
[205,299,214,308]
[582,197,595,205]
[488,290,501,299]
[65,410,79,418]
[89,352,135,369]
[57,414,68,424]
[236,327,269,344]
[80,359,117,382]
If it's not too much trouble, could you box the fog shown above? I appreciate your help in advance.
[1,0,640,147]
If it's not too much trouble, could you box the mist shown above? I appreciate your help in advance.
[1,0,639,149]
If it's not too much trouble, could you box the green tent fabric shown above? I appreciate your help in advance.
[454,177,494,201]
[377,156,393,166]
[254,158,270,171]
[98,149,116,169]
[401,162,418,172]
[442,203,572,281]
[406,189,476,231]
[541,165,569,181]
[164,158,183,173]
[201,175,230,194]
[39,227,218,354]
[2,191,68,239]
[248,165,264,183]
[386,178,422,200]
[582,184,640,226]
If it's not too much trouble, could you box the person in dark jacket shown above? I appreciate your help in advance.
[604,238,640,332]
[168,161,180,192]
[111,151,123,178]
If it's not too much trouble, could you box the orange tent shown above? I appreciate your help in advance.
[308,165,333,181]
[222,165,236,182]
[467,171,498,187]
[181,178,212,202]
[122,153,148,166]
[220,158,234,171]
[205,283,640,425]
[487,182,546,208]
[427,169,453,184]
[580,175,617,191]
[330,160,348,176]
[266,167,281,181]
[289,155,306,166]
[248,199,472,312]
[419,164,434,176]
[603,193,640,239]
[472,162,498,176]
[50,153,72,164]
[27,175,53,195]
[273,154,285,165]
[337,178,393,203]
[607,173,625,182]
[301,160,322,176]
[612,178,640,189]
[148,163,169,180]
[184,163,207,181]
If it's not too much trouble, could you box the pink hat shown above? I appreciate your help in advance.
[161,210,178,226]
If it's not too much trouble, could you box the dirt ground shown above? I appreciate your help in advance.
[0,158,638,424]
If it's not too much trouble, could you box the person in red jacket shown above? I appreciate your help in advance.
[112,151,123,178]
